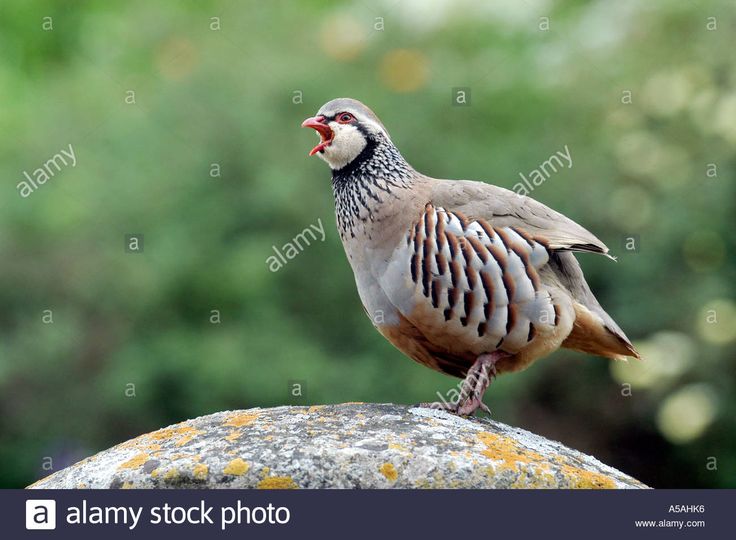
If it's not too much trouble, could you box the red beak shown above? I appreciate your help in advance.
[302,115,334,156]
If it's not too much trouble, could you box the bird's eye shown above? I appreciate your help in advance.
[337,112,354,123]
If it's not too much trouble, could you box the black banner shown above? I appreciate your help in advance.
[7,489,731,539]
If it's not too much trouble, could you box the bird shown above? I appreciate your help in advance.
[302,98,639,416]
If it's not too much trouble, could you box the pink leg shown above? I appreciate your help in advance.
[420,351,508,416]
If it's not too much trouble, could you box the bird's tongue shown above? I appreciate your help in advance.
[309,138,329,156]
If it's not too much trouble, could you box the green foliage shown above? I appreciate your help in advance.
[0,0,734,488]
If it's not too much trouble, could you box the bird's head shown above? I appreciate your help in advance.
[302,98,391,170]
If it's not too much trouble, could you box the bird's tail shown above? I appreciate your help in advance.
[547,251,640,361]
[562,302,640,361]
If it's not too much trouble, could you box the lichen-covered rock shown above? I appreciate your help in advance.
[29,403,646,489]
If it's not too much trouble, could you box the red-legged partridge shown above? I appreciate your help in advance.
[302,98,639,415]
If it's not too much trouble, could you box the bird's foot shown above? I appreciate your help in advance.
[416,396,491,416]
[418,352,508,417]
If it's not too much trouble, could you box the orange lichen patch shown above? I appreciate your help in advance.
[117,436,162,453]
[477,432,616,489]
[224,412,259,428]
[560,466,615,489]
[151,426,204,446]
[224,430,242,442]
[308,405,325,413]
[552,457,617,489]
[257,476,298,489]
[478,432,545,465]
[192,463,209,481]
[379,463,398,482]
[120,425,203,451]
[117,453,150,471]
[175,430,204,447]
[223,458,249,476]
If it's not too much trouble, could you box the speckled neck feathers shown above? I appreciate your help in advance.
[331,136,414,239]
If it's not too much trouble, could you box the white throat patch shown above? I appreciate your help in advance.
[317,122,368,170]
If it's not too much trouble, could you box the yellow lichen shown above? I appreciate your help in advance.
[477,432,616,489]
[162,468,180,482]
[257,476,298,489]
[478,432,544,465]
[192,463,209,480]
[175,430,203,447]
[168,452,195,460]
[223,458,249,476]
[121,481,134,489]
[118,453,150,470]
[150,426,203,442]
[224,412,259,428]
[558,464,616,489]
[379,463,398,482]
[224,430,242,442]
[388,442,409,452]
[120,425,202,452]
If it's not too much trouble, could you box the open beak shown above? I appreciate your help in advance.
[302,115,334,156]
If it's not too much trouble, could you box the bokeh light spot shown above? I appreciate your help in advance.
[156,37,198,81]
[320,14,367,61]
[656,383,718,444]
[642,70,692,118]
[379,49,429,93]
[610,331,695,390]
[696,299,736,345]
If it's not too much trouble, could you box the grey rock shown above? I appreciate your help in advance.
[28,403,647,489]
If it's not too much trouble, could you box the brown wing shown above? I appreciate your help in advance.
[430,178,613,258]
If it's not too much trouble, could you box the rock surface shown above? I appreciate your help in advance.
[29,403,646,489]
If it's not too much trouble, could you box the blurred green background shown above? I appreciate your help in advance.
[1,0,734,489]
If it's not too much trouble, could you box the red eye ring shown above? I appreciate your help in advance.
[336,112,354,124]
